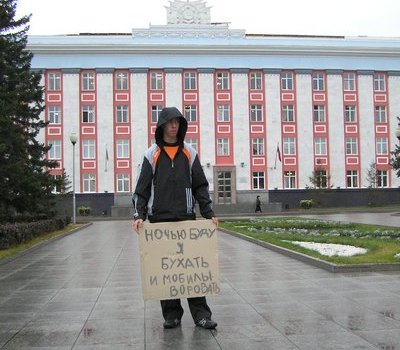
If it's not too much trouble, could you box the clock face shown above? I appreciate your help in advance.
[182,5,195,21]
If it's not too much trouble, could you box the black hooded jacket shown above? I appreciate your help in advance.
[133,107,215,223]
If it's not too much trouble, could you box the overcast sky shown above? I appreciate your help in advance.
[15,0,400,37]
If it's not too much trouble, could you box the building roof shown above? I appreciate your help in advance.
[26,0,400,71]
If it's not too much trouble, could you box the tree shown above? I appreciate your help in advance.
[59,168,72,194]
[0,0,58,217]
[391,144,400,178]
[391,118,400,178]
[366,161,377,188]
[308,167,331,189]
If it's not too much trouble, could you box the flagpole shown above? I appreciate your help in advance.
[274,142,278,169]
[105,144,108,172]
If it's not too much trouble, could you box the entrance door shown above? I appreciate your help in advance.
[217,171,231,204]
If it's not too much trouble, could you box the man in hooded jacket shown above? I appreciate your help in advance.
[132,107,218,329]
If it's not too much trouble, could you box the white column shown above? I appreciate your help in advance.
[63,72,80,192]
[327,74,345,188]
[388,74,400,187]
[96,72,114,193]
[358,74,375,188]
[165,71,182,108]
[232,72,250,191]
[265,73,281,189]
[131,71,148,182]
[198,71,215,187]
[296,72,313,188]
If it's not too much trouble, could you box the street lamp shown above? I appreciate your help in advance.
[69,132,78,224]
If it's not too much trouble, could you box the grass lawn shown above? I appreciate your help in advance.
[220,217,400,265]
[0,224,83,261]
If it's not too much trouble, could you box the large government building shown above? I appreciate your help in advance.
[28,0,400,211]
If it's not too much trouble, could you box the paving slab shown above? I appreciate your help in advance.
[0,214,399,349]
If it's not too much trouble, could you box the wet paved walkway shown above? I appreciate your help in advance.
[0,214,399,349]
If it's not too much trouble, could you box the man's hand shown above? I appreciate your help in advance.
[133,219,144,233]
[211,216,219,228]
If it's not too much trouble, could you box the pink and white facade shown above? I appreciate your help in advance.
[31,0,400,207]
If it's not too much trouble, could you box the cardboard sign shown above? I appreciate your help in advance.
[138,220,220,301]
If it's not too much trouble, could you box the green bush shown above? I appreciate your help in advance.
[300,199,314,209]
[77,206,91,215]
[0,218,68,249]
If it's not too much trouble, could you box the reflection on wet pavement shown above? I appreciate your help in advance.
[0,216,399,349]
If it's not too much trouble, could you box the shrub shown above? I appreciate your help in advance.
[77,206,91,215]
[300,199,313,209]
[0,218,68,249]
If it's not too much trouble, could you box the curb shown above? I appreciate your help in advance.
[0,222,93,266]
[219,228,400,273]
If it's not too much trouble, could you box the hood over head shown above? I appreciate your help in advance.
[155,107,187,146]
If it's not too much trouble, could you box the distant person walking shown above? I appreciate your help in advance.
[255,195,262,213]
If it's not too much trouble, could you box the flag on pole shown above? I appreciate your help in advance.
[276,143,282,162]
[105,145,109,172]
[274,142,281,169]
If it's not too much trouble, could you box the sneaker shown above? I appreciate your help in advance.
[163,318,181,329]
[196,318,218,329]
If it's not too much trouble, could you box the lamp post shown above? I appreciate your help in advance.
[69,132,78,224]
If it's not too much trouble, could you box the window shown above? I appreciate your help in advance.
[216,72,229,90]
[284,171,296,189]
[82,105,95,123]
[83,173,96,192]
[345,105,357,123]
[217,171,231,204]
[48,105,61,124]
[117,173,130,192]
[116,105,129,123]
[151,105,163,123]
[82,72,95,91]
[315,169,328,188]
[48,72,61,91]
[52,174,62,194]
[312,72,325,91]
[252,138,264,156]
[377,170,388,187]
[217,138,229,156]
[150,72,163,90]
[346,170,358,188]
[217,105,230,122]
[186,138,198,151]
[282,105,294,122]
[250,104,263,122]
[375,106,387,123]
[184,105,197,122]
[346,138,358,155]
[376,137,388,155]
[283,137,296,155]
[82,139,95,159]
[48,139,61,159]
[250,72,262,90]
[313,105,326,122]
[374,73,386,92]
[281,72,293,90]
[117,139,129,158]
[184,72,197,90]
[314,137,327,155]
[253,171,265,189]
[343,72,356,91]
[116,72,128,90]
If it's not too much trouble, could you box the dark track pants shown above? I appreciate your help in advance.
[160,296,212,322]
